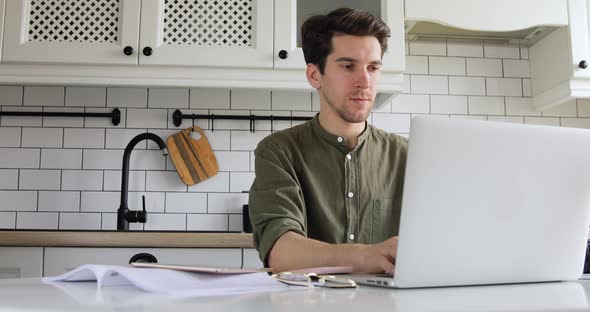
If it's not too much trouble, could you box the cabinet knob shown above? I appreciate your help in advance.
[278,50,288,59]
[580,60,588,69]
[143,47,153,56]
[129,252,158,264]
[123,46,134,56]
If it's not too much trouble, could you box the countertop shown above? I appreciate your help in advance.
[1,277,590,311]
[0,230,254,248]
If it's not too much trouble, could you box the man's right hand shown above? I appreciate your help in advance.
[351,236,398,274]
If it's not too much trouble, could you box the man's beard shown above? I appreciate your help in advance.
[324,92,373,123]
[335,106,370,123]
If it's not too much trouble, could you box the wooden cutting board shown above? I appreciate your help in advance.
[167,127,219,185]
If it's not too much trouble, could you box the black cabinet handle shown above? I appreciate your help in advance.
[143,47,153,56]
[129,252,158,264]
[580,60,588,69]
[123,46,134,56]
[278,50,288,59]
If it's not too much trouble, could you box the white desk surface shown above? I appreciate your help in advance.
[1,277,590,312]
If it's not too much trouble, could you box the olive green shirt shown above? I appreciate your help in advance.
[249,114,408,265]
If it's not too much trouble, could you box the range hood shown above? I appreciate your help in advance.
[405,21,559,46]
[404,0,568,46]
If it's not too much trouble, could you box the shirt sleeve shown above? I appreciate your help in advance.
[248,140,307,267]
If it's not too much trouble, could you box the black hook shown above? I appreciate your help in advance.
[270,115,274,132]
[192,114,195,128]
[211,114,215,132]
[249,114,256,133]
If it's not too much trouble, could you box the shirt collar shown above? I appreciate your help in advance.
[311,113,371,153]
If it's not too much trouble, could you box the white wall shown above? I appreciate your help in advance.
[0,39,589,231]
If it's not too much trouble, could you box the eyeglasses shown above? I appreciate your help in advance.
[271,272,357,288]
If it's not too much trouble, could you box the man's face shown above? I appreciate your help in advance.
[314,35,382,123]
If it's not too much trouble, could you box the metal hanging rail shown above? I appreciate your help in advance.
[0,108,121,125]
[173,109,313,132]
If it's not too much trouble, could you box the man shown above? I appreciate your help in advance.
[249,8,408,274]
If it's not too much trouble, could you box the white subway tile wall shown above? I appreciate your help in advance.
[0,39,588,231]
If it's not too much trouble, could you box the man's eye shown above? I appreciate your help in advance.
[343,64,353,70]
[369,66,381,72]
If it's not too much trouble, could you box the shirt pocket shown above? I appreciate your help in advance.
[371,197,402,244]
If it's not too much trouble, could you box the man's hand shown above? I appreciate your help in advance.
[352,236,398,274]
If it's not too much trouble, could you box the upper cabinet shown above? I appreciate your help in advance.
[3,0,142,65]
[0,0,405,105]
[3,0,274,68]
[405,0,568,45]
[274,0,404,73]
[529,0,590,110]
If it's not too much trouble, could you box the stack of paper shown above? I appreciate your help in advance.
[43,264,287,297]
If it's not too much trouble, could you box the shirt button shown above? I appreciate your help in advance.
[348,192,354,198]
[349,234,355,240]
[337,137,343,143]
[346,154,352,160]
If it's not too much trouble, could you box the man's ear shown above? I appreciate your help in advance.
[306,63,321,89]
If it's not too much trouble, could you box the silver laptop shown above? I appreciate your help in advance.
[350,116,590,288]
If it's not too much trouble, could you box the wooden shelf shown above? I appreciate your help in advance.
[0,231,254,248]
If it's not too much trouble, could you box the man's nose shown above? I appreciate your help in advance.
[355,69,371,89]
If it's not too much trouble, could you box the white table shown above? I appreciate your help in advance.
[1,277,590,312]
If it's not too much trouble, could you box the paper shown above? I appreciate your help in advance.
[43,264,287,297]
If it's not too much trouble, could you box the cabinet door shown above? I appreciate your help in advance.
[569,0,590,80]
[139,0,273,68]
[3,0,141,64]
[43,247,242,276]
[405,0,568,31]
[273,0,404,72]
[242,248,263,269]
[0,247,43,278]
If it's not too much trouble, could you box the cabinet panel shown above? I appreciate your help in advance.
[273,0,404,72]
[3,0,141,64]
[405,0,568,32]
[242,248,263,269]
[139,0,273,68]
[0,247,43,278]
[43,247,242,276]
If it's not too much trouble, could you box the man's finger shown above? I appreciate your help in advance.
[380,257,395,274]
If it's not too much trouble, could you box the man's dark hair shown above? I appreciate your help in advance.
[301,8,391,74]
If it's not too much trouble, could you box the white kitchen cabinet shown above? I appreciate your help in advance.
[3,0,141,65]
[274,0,404,73]
[0,247,43,278]
[242,248,263,269]
[139,0,273,68]
[529,0,590,110]
[43,247,242,276]
[405,0,568,45]
[3,0,274,68]
[0,0,404,107]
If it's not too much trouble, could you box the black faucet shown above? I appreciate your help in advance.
[118,133,168,231]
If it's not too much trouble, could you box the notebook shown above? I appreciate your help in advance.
[349,116,590,288]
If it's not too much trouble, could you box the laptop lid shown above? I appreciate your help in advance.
[393,116,590,288]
